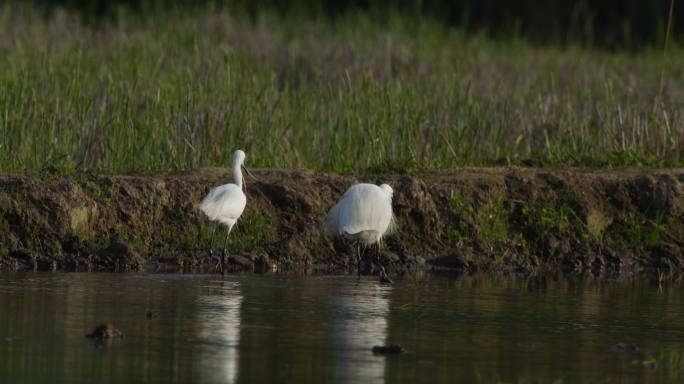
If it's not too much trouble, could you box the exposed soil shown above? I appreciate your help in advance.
[0,168,683,275]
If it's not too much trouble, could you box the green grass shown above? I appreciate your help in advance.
[1,4,683,174]
[228,211,277,250]
[606,213,675,251]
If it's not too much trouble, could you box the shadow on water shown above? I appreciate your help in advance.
[0,272,683,383]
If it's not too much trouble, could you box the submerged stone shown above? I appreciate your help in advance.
[86,323,125,340]
[372,344,404,355]
[610,342,640,353]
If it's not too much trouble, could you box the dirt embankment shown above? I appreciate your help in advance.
[0,168,683,274]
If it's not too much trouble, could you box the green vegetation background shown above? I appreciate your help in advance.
[1,2,683,173]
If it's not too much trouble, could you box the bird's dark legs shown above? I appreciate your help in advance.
[356,242,362,277]
[375,244,380,267]
[208,224,217,259]
[216,227,231,274]
[376,244,392,284]
[415,253,418,281]
[414,253,419,283]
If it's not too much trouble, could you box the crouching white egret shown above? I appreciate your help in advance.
[200,149,255,273]
[324,183,395,278]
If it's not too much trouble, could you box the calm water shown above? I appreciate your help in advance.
[1,273,683,383]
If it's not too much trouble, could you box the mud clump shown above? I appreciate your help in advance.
[86,323,124,340]
[0,168,683,275]
[610,342,640,354]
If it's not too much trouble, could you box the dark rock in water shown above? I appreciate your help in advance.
[379,274,393,284]
[86,323,124,340]
[372,344,404,355]
[428,252,472,271]
[378,267,393,284]
[227,254,253,271]
[254,254,272,273]
[96,237,142,271]
[610,342,640,353]
[100,238,133,258]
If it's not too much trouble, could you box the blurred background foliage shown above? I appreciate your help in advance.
[30,0,682,48]
[3,1,682,173]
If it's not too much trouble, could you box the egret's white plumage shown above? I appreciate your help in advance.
[201,149,251,272]
[325,183,395,278]
[325,183,395,246]
[200,183,246,227]
[201,150,248,228]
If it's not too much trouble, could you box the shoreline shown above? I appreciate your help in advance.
[1,167,682,274]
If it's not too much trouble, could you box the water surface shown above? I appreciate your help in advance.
[1,273,683,383]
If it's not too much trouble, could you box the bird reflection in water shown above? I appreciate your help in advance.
[333,281,392,384]
[197,281,243,384]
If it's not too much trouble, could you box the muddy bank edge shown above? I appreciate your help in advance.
[0,168,683,274]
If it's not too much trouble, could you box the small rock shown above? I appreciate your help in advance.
[227,254,253,271]
[372,344,404,355]
[86,323,124,340]
[253,254,272,273]
[610,342,640,353]
[95,237,141,271]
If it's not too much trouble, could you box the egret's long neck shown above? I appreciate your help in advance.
[232,162,243,189]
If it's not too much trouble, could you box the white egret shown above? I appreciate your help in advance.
[200,149,255,273]
[324,183,395,278]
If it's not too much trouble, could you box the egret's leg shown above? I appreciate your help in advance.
[414,253,418,283]
[375,244,380,271]
[208,224,217,258]
[216,227,231,274]
[356,242,362,277]
[376,244,391,283]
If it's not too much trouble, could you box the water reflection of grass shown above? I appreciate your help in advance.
[633,348,684,381]
[386,273,684,383]
[1,4,684,173]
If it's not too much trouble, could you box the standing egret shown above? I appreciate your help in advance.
[200,149,254,273]
[324,183,395,278]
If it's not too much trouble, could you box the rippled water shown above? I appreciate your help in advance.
[1,273,683,383]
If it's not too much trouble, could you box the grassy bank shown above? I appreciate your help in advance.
[1,168,683,273]
[1,4,683,173]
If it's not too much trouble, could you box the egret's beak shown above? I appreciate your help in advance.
[242,165,256,192]
[242,165,256,180]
